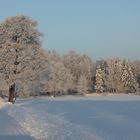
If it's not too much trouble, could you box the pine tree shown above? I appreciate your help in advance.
[95,62,105,93]
[121,60,138,93]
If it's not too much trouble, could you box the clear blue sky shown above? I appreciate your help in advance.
[0,0,140,60]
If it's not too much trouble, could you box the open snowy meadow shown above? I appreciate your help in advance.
[1,94,140,140]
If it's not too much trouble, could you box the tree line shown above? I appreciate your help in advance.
[0,15,140,98]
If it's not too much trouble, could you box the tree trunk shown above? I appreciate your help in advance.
[8,84,15,104]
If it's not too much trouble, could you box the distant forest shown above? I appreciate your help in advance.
[0,15,140,98]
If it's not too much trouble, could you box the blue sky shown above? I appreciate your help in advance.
[0,0,140,60]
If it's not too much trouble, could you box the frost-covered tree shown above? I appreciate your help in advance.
[63,51,81,83]
[63,51,93,94]
[130,60,140,92]
[80,55,93,92]
[77,75,89,94]
[120,60,138,93]
[95,61,105,93]
[103,59,138,93]
[46,62,74,96]
[41,51,75,96]
[105,59,123,93]
[0,15,46,98]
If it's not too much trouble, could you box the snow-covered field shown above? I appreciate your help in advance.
[1,95,140,140]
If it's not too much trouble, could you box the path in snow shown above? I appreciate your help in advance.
[5,101,102,140]
[0,109,35,140]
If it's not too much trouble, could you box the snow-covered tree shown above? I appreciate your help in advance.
[120,60,138,93]
[77,75,89,94]
[63,51,81,83]
[95,61,105,93]
[80,55,93,92]
[104,59,138,93]
[41,51,75,96]
[105,59,123,93]
[63,51,93,94]
[130,60,140,92]
[0,15,46,98]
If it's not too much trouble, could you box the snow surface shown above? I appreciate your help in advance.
[1,95,140,140]
[0,107,35,140]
